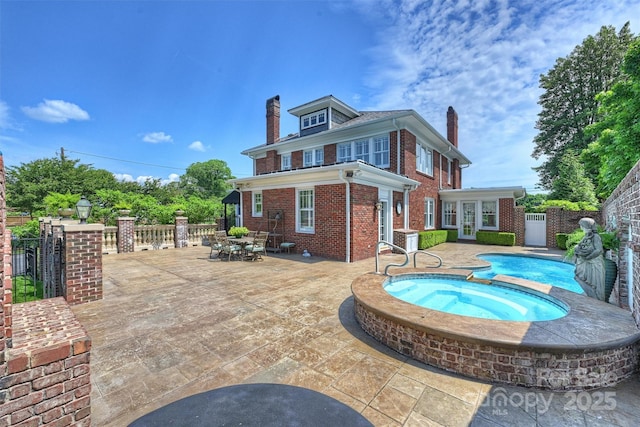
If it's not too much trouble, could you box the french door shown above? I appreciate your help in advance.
[462,201,476,239]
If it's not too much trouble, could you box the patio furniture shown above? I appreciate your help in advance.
[219,236,243,261]
[129,383,374,426]
[227,236,255,261]
[209,231,228,259]
[245,236,267,261]
[280,242,295,254]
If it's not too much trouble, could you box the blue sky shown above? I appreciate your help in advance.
[1,0,639,193]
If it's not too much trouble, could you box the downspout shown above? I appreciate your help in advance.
[393,118,401,175]
[339,170,351,263]
[403,187,410,229]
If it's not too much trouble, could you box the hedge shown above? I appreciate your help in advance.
[475,230,515,246]
[418,230,448,249]
[446,229,458,242]
[556,233,569,250]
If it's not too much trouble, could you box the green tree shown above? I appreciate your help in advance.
[548,150,598,205]
[516,193,548,212]
[532,23,635,190]
[179,159,234,199]
[6,156,119,214]
[586,39,640,197]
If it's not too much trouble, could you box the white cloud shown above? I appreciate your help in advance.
[21,99,90,123]
[142,131,173,144]
[356,0,640,190]
[188,140,206,152]
[162,173,180,185]
[114,173,135,182]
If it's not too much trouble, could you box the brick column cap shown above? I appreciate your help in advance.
[61,223,105,232]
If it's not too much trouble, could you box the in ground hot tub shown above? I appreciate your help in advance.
[352,269,640,390]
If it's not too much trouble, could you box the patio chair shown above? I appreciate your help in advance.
[245,236,267,261]
[209,234,224,259]
[219,236,243,261]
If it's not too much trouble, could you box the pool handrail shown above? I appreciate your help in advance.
[375,241,443,275]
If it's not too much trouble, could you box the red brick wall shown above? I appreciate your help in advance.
[2,298,91,426]
[291,150,303,170]
[498,198,514,232]
[324,143,337,165]
[63,227,103,306]
[603,159,640,320]
[350,184,378,261]
[545,208,603,248]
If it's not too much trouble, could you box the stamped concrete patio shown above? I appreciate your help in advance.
[71,243,640,426]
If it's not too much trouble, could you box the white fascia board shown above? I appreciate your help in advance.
[439,186,526,200]
[230,161,419,192]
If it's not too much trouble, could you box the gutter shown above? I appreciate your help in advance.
[338,170,351,263]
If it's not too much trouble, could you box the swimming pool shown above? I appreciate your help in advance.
[473,254,584,294]
[384,275,568,321]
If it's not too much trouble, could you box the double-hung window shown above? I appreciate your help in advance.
[482,201,497,228]
[297,188,314,233]
[281,153,291,170]
[303,148,324,167]
[424,198,435,229]
[336,134,390,167]
[354,139,369,162]
[416,143,433,175]
[253,192,263,217]
[443,201,457,227]
[374,136,390,166]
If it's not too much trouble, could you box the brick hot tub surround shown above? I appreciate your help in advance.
[352,269,640,390]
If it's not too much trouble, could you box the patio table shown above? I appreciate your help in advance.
[129,383,373,426]
[227,236,256,260]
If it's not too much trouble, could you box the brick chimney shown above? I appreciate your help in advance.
[266,95,280,145]
[447,106,458,148]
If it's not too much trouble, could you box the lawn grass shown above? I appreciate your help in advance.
[12,276,44,303]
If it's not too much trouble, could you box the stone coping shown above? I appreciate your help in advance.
[351,268,640,353]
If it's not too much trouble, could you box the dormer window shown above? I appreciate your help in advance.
[301,109,327,130]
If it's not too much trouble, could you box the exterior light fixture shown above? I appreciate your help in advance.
[375,201,383,211]
[76,196,92,224]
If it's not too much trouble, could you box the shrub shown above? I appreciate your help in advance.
[446,229,458,242]
[418,230,448,249]
[475,231,515,246]
[228,226,250,238]
[10,219,40,239]
[556,233,569,250]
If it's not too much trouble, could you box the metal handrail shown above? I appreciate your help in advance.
[413,250,443,268]
[375,241,409,275]
[375,241,443,275]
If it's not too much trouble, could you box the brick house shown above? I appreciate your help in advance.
[231,95,525,262]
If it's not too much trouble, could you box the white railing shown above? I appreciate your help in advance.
[102,223,219,253]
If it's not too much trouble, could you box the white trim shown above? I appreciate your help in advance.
[252,191,263,217]
[281,153,292,170]
[296,188,315,233]
[301,109,327,130]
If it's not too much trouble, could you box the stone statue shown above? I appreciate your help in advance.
[573,218,606,300]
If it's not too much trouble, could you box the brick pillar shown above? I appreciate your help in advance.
[117,216,135,253]
[546,207,561,248]
[62,223,104,305]
[514,206,525,246]
[175,215,188,248]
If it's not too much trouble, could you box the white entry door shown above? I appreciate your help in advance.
[378,201,389,243]
[461,201,476,239]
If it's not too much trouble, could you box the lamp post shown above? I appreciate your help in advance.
[76,196,92,224]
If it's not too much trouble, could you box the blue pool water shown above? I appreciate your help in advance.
[384,276,568,321]
[473,254,584,294]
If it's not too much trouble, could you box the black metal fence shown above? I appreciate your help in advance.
[11,233,64,303]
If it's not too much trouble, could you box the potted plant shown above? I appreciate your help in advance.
[228,226,250,238]
[114,202,132,216]
[44,192,81,218]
